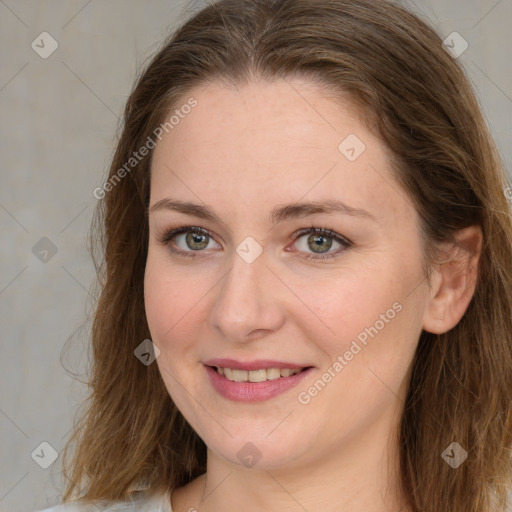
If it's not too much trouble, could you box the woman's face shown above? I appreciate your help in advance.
[145,77,430,471]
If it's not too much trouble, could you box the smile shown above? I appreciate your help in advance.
[215,366,304,382]
[204,364,313,402]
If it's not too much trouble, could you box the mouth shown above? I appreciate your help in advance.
[203,360,314,402]
[209,365,310,382]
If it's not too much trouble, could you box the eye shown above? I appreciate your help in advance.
[290,226,353,260]
[157,225,219,258]
[157,224,353,260]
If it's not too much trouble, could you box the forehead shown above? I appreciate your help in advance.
[149,78,408,224]
[154,77,365,158]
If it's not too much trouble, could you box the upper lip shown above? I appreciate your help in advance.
[204,358,312,371]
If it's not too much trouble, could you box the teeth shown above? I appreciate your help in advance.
[248,369,267,383]
[266,368,281,380]
[216,367,303,382]
[232,369,248,382]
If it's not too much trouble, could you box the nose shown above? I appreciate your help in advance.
[209,246,285,343]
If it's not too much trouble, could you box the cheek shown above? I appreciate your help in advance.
[144,261,201,409]
[293,261,407,350]
[295,257,422,408]
[144,254,189,334]
[143,264,168,340]
[144,256,211,365]
[143,257,188,356]
[302,301,419,438]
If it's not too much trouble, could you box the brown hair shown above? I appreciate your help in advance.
[60,0,512,510]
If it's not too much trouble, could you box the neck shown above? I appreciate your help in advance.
[178,410,411,512]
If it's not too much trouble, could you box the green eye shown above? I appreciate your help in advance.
[158,225,353,260]
[291,227,352,260]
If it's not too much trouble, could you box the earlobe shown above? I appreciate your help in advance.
[422,225,483,335]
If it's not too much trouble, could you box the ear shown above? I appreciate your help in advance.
[422,225,483,335]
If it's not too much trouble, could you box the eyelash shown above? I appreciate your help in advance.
[157,224,353,261]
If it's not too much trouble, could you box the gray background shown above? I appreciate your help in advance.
[1,1,511,511]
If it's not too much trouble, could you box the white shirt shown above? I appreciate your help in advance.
[34,489,173,512]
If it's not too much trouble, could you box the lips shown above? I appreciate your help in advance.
[203,358,314,402]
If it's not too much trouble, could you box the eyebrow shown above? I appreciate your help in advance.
[148,198,377,225]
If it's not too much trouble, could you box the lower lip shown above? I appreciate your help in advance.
[205,365,313,402]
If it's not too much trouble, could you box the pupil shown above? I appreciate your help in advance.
[187,232,208,250]
[310,234,332,253]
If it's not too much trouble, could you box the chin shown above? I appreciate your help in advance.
[205,430,313,471]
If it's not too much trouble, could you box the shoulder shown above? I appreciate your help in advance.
[33,489,173,512]
[34,505,92,512]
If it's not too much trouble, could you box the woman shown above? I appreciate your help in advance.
[38,0,512,511]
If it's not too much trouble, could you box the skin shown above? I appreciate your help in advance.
[144,77,482,512]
